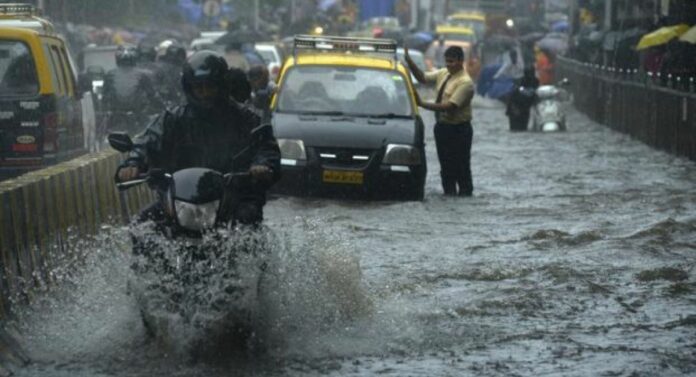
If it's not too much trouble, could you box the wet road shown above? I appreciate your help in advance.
[9,98,696,376]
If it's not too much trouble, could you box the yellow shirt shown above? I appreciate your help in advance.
[425,68,474,124]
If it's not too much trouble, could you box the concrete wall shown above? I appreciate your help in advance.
[0,150,154,319]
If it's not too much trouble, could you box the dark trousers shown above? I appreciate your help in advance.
[434,121,473,195]
[508,111,530,131]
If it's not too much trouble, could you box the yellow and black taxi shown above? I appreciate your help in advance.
[1,4,87,175]
[270,35,426,201]
[446,11,486,39]
[434,25,477,51]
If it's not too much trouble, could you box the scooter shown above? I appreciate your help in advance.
[530,78,571,132]
[108,127,272,345]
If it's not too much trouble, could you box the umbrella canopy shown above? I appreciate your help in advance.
[602,28,645,51]
[678,25,696,44]
[636,24,689,50]
[551,20,568,33]
[536,33,568,54]
[404,31,434,49]
[519,32,545,44]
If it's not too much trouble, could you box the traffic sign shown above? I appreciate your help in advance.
[203,0,221,18]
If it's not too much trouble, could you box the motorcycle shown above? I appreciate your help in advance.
[108,127,273,347]
[530,78,571,132]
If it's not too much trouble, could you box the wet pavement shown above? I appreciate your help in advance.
[8,97,696,376]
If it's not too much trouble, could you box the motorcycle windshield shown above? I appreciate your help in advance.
[172,168,225,204]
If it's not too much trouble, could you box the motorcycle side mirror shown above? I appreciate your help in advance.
[108,132,134,152]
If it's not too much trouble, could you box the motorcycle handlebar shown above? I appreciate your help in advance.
[117,170,253,191]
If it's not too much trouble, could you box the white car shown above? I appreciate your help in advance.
[396,48,427,86]
[255,43,283,80]
[188,31,227,56]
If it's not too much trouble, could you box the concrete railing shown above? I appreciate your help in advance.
[0,150,154,319]
[557,57,696,162]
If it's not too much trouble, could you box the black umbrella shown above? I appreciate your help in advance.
[519,32,545,44]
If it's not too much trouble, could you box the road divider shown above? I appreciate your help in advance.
[0,149,154,320]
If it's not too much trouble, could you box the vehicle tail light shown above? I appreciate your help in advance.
[272,65,280,76]
[43,112,58,152]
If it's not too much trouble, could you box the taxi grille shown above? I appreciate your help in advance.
[316,148,375,169]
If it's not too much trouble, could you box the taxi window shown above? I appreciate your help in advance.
[42,43,60,92]
[277,66,412,116]
[57,47,75,95]
[447,19,485,36]
[0,40,39,97]
[51,45,71,95]
[47,45,66,95]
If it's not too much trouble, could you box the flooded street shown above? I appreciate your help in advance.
[10,99,696,376]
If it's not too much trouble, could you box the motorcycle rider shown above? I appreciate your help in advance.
[116,50,281,226]
[102,44,162,136]
[247,65,277,123]
[152,40,188,108]
[135,40,159,77]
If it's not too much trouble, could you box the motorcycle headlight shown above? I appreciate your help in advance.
[383,144,421,165]
[278,139,306,164]
[174,200,220,231]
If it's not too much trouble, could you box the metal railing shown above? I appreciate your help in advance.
[557,56,696,162]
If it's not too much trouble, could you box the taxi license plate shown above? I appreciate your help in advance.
[322,170,364,185]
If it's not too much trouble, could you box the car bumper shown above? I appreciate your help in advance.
[272,159,425,200]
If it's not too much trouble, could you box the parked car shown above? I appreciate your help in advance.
[255,43,283,80]
[0,4,93,176]
[270,35,426,201]
[396,48,427,86]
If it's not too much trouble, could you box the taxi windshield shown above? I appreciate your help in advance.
[440,32,476,43]
[276,65,413,117]
[447,19,485,36]
[0,40,39,97]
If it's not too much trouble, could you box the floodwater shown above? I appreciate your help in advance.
[7,98,696,376]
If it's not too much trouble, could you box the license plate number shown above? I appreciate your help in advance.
[322,170,364,185]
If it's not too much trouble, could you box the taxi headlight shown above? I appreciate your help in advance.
[278,139,307,160]
[383,144,421,165]
[174,200,219,231]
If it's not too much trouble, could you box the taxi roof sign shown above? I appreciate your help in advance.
[0,3,41,17]
[294,34,398,62]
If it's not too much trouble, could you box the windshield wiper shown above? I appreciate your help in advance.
[365,113,412,119]
[277,110,344,116]
[301,111,348,116]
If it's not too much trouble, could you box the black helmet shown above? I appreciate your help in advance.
[181,50,229,108]
[158,39,187,65]
[136,41,157,63]
[115,45,137,67]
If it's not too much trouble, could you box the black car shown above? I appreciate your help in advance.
[270,36,427,201]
